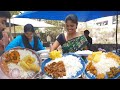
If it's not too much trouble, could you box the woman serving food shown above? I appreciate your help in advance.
[5,24,45,52]
[50,14,88,54]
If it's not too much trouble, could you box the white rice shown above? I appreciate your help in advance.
[46,55,83,79]
[92,53,119,75]
[7,49,40,79]
[8,63,35,79]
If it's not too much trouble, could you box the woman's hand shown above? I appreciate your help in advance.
[50,40,60,52]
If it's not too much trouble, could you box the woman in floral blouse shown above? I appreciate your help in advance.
[50,14,88,54]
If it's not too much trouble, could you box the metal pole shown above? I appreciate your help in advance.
[14,24,16,38]
[116,12,118,53]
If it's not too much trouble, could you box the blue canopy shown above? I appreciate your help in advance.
[16,11,120,22]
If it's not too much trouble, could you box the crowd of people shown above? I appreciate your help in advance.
[0,11,93,56]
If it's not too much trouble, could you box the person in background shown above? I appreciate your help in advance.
[0,11,11,55]
[47,34,51,47]
[50,14,88,54]
[84,30,92,50]
[5,24,45,51]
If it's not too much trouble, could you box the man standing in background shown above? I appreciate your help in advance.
[47,34,51,47]
[84,30,92,50]
[0,11,11,55]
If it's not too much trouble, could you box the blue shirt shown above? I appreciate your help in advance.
[5,35,45,51]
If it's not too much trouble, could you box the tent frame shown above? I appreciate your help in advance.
[116,12,119,53]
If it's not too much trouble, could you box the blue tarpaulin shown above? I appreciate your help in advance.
[16,11,120,22]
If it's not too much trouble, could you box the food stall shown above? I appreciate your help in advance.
[0,42,120,79]
[1,11,120,79]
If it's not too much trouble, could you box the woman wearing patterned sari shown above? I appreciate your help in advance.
[50,14,88,54]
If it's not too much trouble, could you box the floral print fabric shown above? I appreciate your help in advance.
[62,35,88,54]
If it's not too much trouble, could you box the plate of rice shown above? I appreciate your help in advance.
[0,48,41,79]
[75,50,93,56]
[84,51,120,79]
[41,53,85,79]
